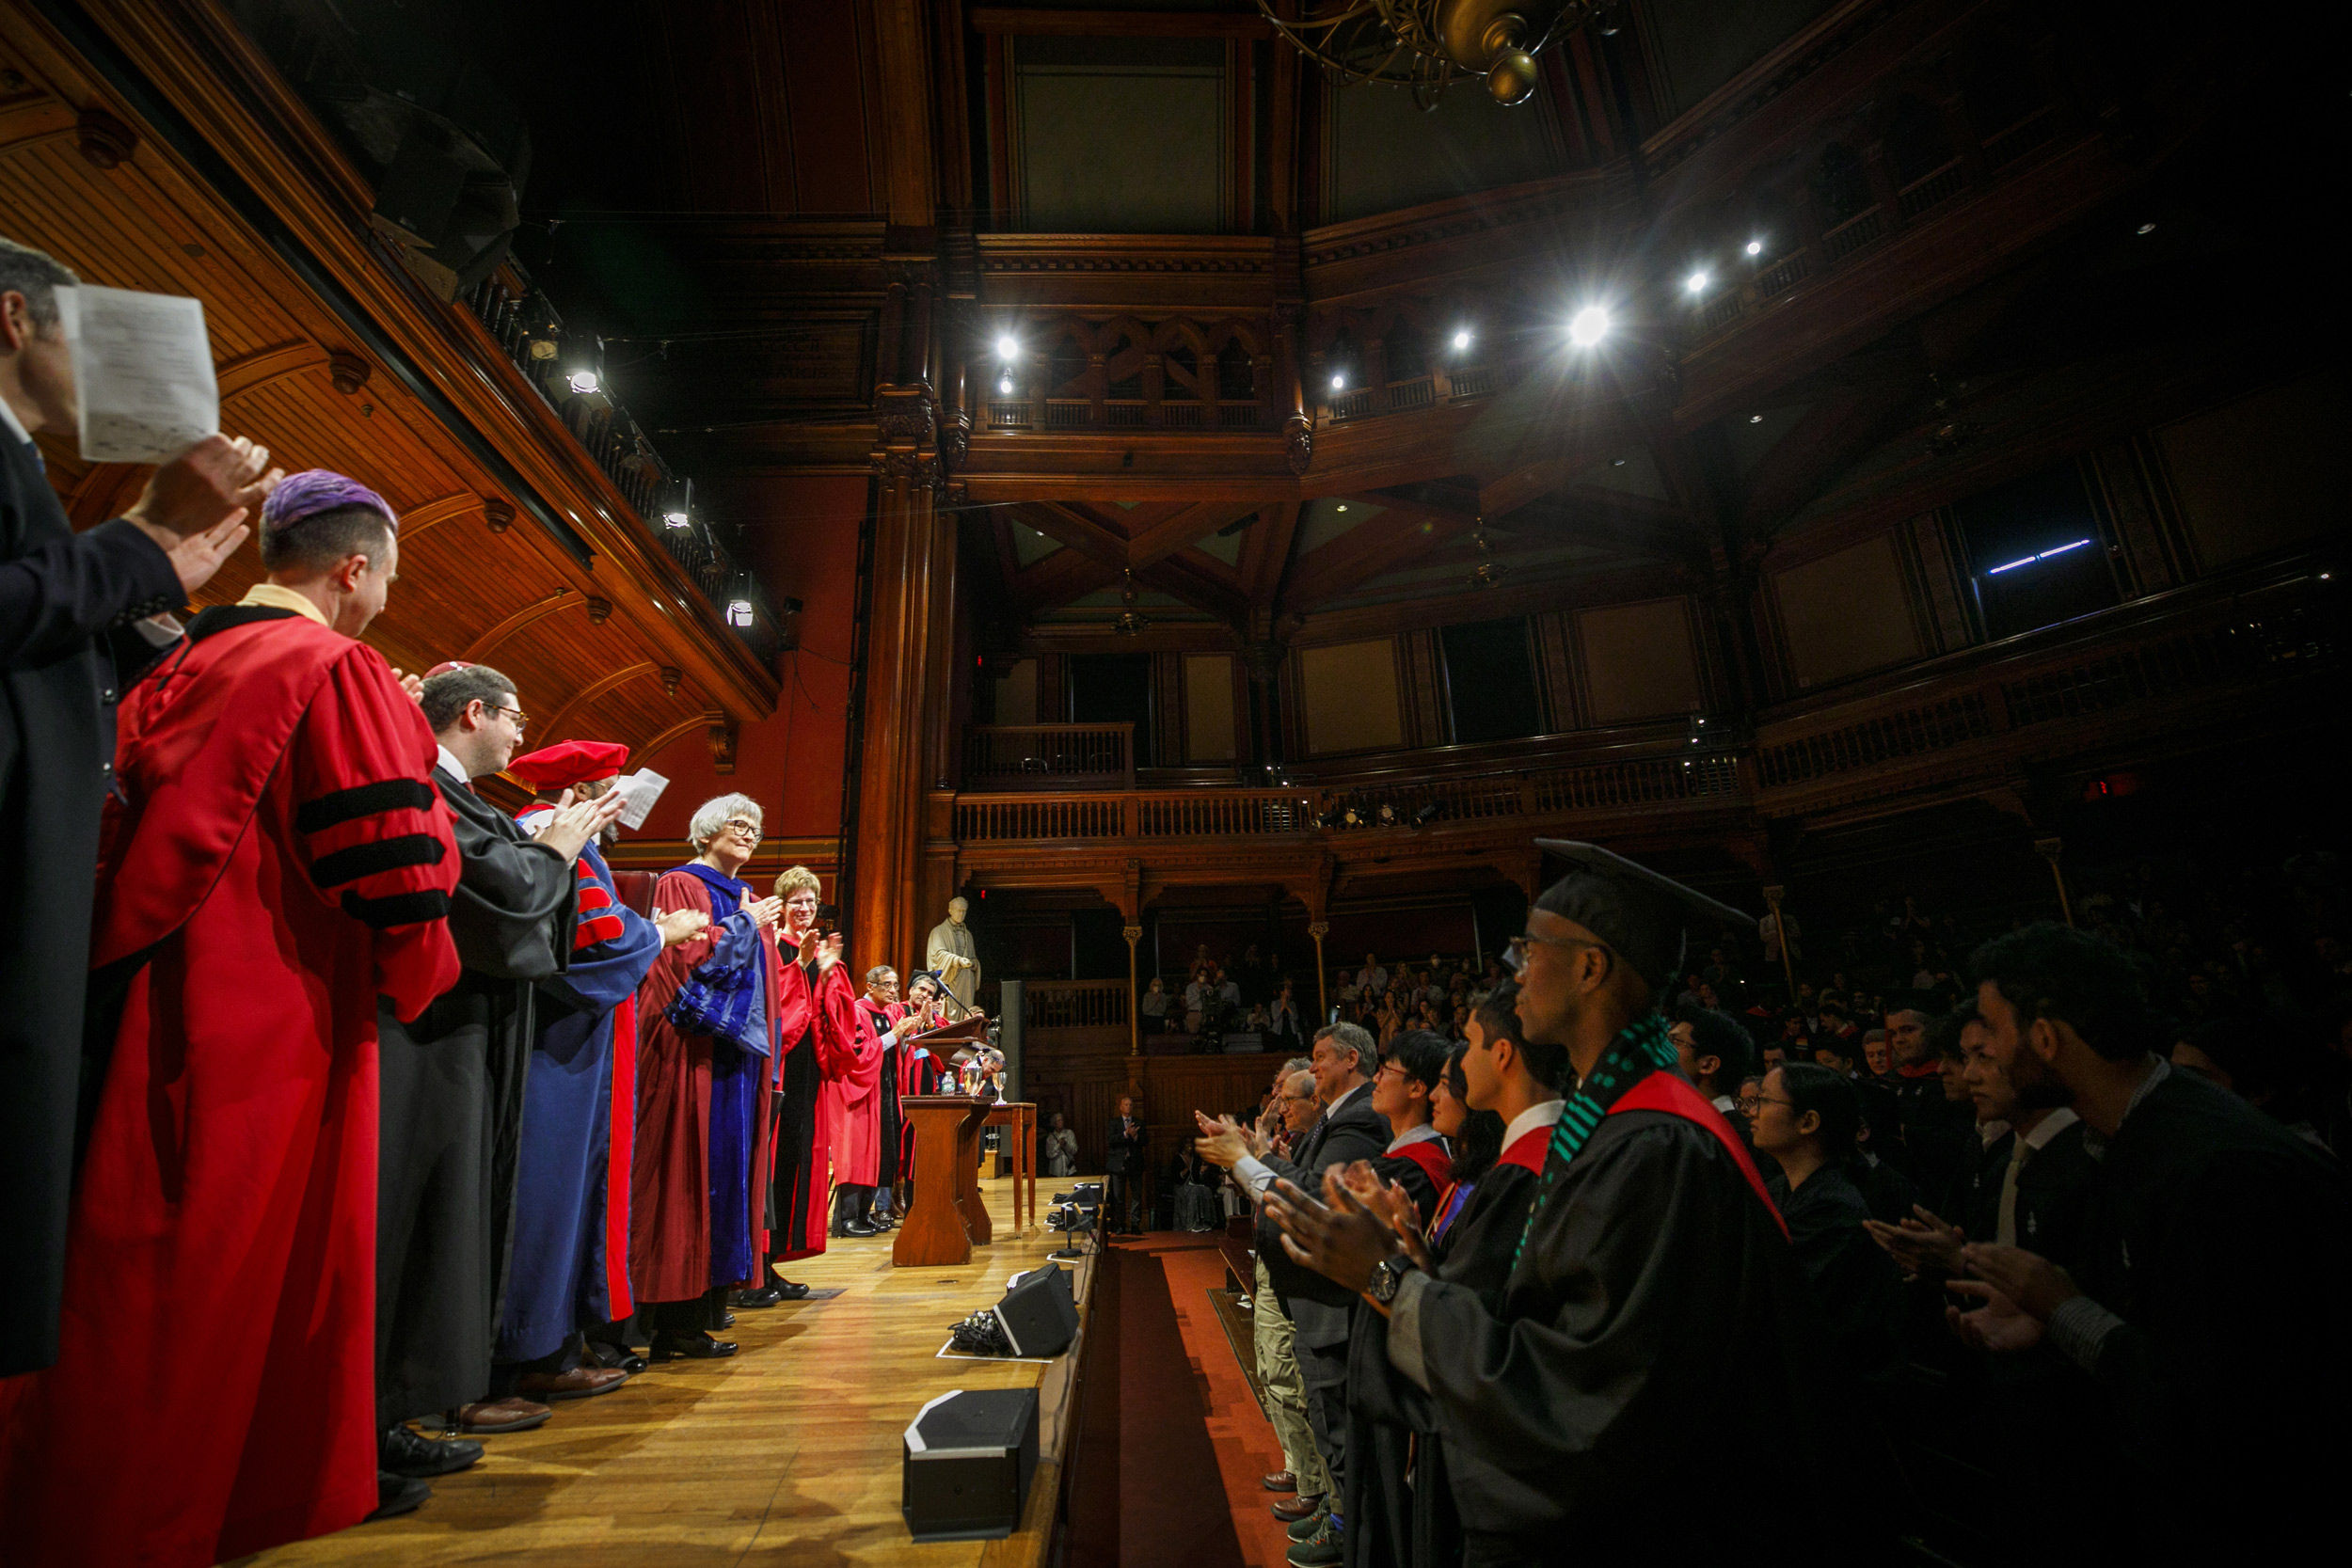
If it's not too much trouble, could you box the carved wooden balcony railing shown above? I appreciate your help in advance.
[976,978,1132,1038]
[463,269,782,664]
[963,723,1136,791]
[951,555,2341,858]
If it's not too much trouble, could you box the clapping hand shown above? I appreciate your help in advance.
[530,785,628,862]
[1864,1204,1967,1278]
[389,667,425,703]
[1959,1243,2078,1320]
[1263,1171,1401,1296]
[742,895,784,931]
[1332,1162,1434,1272]
[653,908,709,947]
[126,434,280,538]
[814,931,844,973]
[1192,1110,1252,1169]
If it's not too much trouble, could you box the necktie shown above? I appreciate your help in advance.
[1996,1138,2034,1246]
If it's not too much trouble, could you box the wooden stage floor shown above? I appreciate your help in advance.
[238,1176,1092,1568]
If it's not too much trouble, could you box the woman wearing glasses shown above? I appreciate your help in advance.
[630,794,784,1360]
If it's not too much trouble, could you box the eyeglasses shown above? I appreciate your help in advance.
[720,817,762,840]
[1503,932,1608,975]
[486,705,530,731]
[1752,1094,1796,1112]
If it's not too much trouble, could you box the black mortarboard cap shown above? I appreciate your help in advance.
[1532,840,1758,990]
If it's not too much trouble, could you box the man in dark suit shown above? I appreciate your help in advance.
[1196,1022,1389,1565]
[1105,1096,1145,1233]
[1,234,278,1378]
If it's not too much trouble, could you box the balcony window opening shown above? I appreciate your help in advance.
[1216,340,1255,401]
[1066,652,1155,768]
[1440,617,1543,745]
[1162,342,1200,401]
[1953,460,2119,641]
[1814,143,1873,226]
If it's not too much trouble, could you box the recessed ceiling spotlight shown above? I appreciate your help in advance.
[2136,221,2157,236]
[1567,305,1610,347]
[1746,239,1764,256]
[1331,372,1346,389]
[1611,457,1627,467]
[1453,328,1471,349]
[998,376,1013,394]
[1748,413,1764,423]
[1685,271,1709,293]
[996,334,1019,358]
[1336,503,1349,513]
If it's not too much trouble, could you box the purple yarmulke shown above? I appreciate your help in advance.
[260,469,399,536]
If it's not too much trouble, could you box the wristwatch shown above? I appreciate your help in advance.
[1367,1254,1419,1306]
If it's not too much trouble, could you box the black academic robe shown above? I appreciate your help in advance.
[0,434,181,1377]
[1768,1163,1903,1389]
[1396,1107,1888,1566]
[374,769,575,1422]
[862,1001,903,1191]
[2067,1068,2350,1559]
[1342,1142,1520,1568]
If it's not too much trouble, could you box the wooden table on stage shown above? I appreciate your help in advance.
[895,1095,993,1267]
[985,1101,1037,1231]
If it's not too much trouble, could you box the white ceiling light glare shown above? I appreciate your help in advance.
[1453,328,1472,350]
[1748,413,1764,423]
[1745,238,1764,256]
[1987,538,2093,575]
[1685,271,1709,294]
[998,375,1013,394]
[996,334,1019,359]
[1567,305,1611,348]
[1331,372,1346,389]
[726,599,755,626]
[567,368,599,396]
[2136,222,2157,236]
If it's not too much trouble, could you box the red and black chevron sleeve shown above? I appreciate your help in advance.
[572,866,627,951]
[291,647,461,1020]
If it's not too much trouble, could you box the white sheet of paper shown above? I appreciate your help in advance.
[614,768,670,831]
[56,284,218,465]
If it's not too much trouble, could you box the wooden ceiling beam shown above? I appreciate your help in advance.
[1129,501,1262,570]
[1279,493,1485,614]
[1240,500,1302,610]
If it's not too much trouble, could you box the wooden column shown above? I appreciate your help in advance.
[1762,885,1798,1002]
[1309,921,1329,1017]
[2035,837,2074,927]
[1123,925,1142,1056]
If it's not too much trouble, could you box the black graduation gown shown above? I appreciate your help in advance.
[374,771,574,1422]
[1767,1164,1903,1389]
[0,435,180,1377]
[1394,1111,1888,1566]
[862,1002,902,1191]
[1346,1158,1539,1568]
[2068,1069,2351,1558]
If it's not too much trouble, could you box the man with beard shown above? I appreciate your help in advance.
[1949,923,2349,1560]
[1265,842,1887,1565]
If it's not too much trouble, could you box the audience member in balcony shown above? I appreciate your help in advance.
[1373,990,1404,1046]
[1184,966,1211,1032]
[1269,977,1304,1053]
[1041,1112,1078,1179]
[1140,974,1173,1034]
[1947,923,2350,1560]
[1356,952,1388,997]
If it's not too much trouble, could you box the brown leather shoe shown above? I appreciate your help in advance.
[1271,1493,1325,1522]
[1263,1470,1298,1494]
[454,1397,552,1433]
[515,1366,628,1402]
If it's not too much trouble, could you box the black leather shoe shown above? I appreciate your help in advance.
[366,1472,431,1522]
[736,1285,786,1308]
[718,1311,736,1327]
[583,1339,647,1375]
[774,1280,812,1300]
[830,1220,879,1238]
[381,1424,483,1479]
[648,1332,739,1361]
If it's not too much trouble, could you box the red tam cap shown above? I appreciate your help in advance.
[506,739,630,792]
[423,660,472,679]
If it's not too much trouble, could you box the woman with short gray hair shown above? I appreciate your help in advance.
[688,792,763,852]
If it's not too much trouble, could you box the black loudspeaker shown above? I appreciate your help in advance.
[993,1263,1078,1358]
[902,1386,1040,1542]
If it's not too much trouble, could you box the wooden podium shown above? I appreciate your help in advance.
[893,1095,993,1267]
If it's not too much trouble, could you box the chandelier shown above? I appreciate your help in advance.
[1468,520,1510,589]
[1256,0,1614,106]
[1111,570,1151,637]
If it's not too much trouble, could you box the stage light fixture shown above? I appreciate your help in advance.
[726,599,755,626]
[567,368,600,396]
[1686,271,1709,293]
[1745,239,1764,256]
[1568,306,1610,347]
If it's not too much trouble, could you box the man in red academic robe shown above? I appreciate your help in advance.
[820,952,890,1238]
[857,965,906,1228]
[0,473,461,1566]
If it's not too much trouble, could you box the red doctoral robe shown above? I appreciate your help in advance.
[818,964,888,1188]
[771,952,860,1253]
[629,868,779,1302]
[0,609,459,1567]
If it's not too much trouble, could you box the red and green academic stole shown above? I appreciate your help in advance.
[1512,1011,1680,1267]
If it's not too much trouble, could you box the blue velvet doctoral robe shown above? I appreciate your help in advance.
[498,825,663,1362]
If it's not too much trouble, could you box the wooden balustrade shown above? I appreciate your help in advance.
[963,722,1136,791]
[950,556,2341,848]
